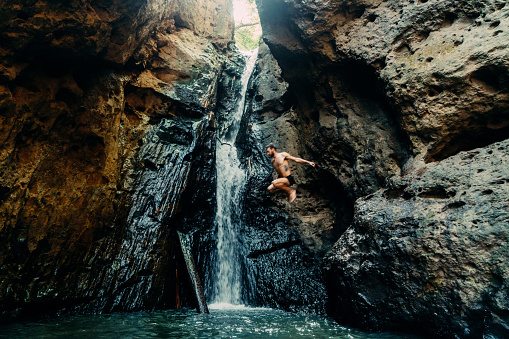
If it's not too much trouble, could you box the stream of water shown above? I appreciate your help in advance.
[211,50,258,306]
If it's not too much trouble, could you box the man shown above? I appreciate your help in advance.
[266,144,315,203]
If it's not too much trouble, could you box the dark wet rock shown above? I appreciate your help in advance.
[323,140,509,338]
[173,114,217,301]
[253,0,509,336]
[239,205,328,314]
[79,116,214,313]
[244,42,289,117]
[214,49,248,139]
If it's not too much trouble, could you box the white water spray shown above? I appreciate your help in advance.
[211,50,258,306]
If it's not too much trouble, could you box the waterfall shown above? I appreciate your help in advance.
[211,50,258,306]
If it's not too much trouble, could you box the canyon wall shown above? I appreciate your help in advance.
[0,0,233,319]
[251,0,509,337]
[1,0,508,336]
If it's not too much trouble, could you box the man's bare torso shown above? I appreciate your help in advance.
[271,152,291,178]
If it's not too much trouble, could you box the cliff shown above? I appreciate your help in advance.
[0,0,233,319]
[249,0,509,337]
[324,139,509,337]
[1,0,508,337]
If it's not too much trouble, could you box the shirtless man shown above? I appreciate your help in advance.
[266,144,315,203]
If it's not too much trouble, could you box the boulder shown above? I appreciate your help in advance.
[324,140,509,337]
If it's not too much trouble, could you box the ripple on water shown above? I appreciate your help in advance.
[0,307,421,338]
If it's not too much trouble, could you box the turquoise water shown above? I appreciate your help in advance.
[0,305,419,338]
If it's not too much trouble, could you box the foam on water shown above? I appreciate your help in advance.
[208,302,260,311]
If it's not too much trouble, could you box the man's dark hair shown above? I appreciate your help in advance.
[266,143,276,150]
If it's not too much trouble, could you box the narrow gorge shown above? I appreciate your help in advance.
[0,0,508,338]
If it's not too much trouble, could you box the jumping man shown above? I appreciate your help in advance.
[266,144,315,203]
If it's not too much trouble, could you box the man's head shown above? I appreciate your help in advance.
[266,144,276,157]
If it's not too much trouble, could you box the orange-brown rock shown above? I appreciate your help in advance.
[0,0,233,320]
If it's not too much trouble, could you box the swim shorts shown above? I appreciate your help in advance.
[285,174,296,186]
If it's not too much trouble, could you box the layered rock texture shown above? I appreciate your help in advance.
[1,0,508,337]
[324,140,509,337]
[250,0,509,337]
[0,0,233,319]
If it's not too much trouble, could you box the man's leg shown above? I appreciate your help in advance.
[267,184,279,193]
[289,189,297,203]
[271,178,296,203]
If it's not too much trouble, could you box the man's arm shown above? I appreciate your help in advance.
[283,153,315,167]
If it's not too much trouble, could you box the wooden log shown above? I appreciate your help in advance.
[177,231,209,314]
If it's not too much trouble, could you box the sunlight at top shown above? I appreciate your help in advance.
[233,0,262,50]
[233,0,257,26]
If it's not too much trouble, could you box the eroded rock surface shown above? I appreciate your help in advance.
[253,0,509,336]
[324,140,509,338]
[0,0,233,320]
[256,0,509,166]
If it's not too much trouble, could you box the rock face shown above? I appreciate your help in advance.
[1,0,508,336]
[234,42,335,314]
[324,140,509,338]
[241,42,360,254]
[0,0,233,320]
[253,0,509,336]
[255,0,509,184]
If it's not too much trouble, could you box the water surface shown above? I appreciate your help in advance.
[0,306,419,338]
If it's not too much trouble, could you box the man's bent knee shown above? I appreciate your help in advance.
[273,181,287,189]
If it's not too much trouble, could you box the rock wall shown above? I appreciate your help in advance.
[235,43,338,313]
[324,140,509,337]
[0,0,233,320]
[1,0,508,335]
[252,0,509,337]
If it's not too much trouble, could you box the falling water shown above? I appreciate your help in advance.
[211,50,258,306]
